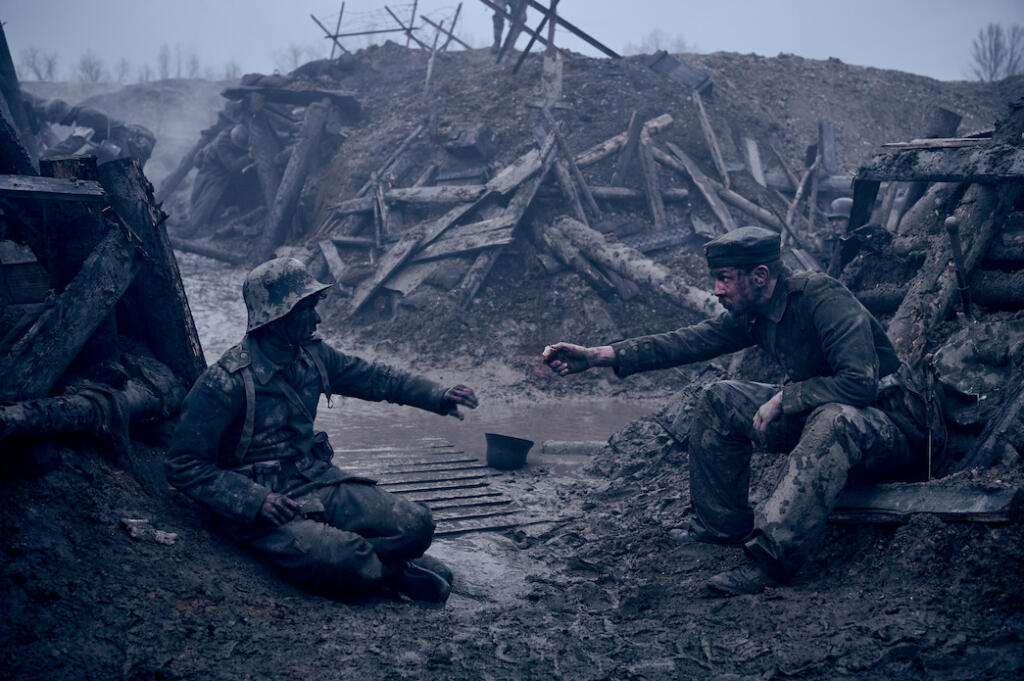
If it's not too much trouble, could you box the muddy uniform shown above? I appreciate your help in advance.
[611,268,918,580]
[167,334,449,596]
[492,0,527,52]
[188,127,251,235]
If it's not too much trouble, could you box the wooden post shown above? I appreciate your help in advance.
[260,100,329,260]
[245,95,284,219]
[692,89,729,190]
[99,158,207,384]
[574,114,673,168]
[332,3,346,58]
[311,11,350,57]
[639,142,668,231]
[406,0,418,47]
[611,111,643,187]
[441,3,463,51]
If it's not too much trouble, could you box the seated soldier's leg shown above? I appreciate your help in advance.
[319,481,435,563]
[244,518,386,597]
[688,380,779,543]
[745,402,910,581]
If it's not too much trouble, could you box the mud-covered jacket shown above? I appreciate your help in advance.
[166,335,448,525]
[611,269,900,417]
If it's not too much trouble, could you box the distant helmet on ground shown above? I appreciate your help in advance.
[43,98,72,123]
[229,124,249,149]
[827,197,853,220]
[242,257,332,332]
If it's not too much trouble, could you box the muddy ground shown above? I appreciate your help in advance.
[4,44,1024,680]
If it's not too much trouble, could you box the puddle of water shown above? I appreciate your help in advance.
[316,397,655,464]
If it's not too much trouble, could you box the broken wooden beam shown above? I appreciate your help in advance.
[610,111,643,187]
[692,89,730,189]
[857,144,1024,183]
[647,49,711,94]
[261,100,329,260]
[831,483,1021,524]
[523,0,620,58]
[743,137,766,187]
[169,236,248,265]
[657,143,736,233]
[552,216,721,316]
[575,114,673,168]
[99,158,206,385]
[0,174,105,203]
[223,86,360,116]
[0,225,141,401]
[310,11,351,56]
[640,142,669,231]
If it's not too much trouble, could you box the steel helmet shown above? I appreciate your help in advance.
[242,257,332,332]
[827,197,853,220]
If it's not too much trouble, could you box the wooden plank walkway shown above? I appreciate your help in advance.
[333,437,558,537]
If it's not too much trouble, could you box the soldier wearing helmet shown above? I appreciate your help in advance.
[825,197,853,275]
[185,123,254,237]
[167,258,478,603]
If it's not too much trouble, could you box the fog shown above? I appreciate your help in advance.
[5,0,1024,83]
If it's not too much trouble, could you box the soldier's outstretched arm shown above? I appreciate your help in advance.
[542,342,616,376]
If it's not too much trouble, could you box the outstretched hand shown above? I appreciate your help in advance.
[543,342,593,376]
[442,384,479,420]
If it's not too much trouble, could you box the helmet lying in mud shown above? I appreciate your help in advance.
[827,197,853,220]
[242,257,332,332]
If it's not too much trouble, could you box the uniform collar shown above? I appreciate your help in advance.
[759,270,792,324]
[244,334,292,385]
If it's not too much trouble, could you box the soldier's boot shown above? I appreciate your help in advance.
[392,561,451,603]
[411,554,453,588]
[706,562,780,597]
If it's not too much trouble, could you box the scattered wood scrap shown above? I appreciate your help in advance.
[831,483,1022,524]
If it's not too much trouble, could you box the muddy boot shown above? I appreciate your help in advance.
[411,554,453,588]
[706,563,779,597]
[392,561,451,603]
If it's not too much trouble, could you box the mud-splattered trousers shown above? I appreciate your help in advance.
[167,335,449,597]
[611,269,919,580]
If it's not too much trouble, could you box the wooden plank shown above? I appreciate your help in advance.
[0,226,141,401]
[639,142,668,231]
[880,137,987,150]
[658,142,736,232]
[0,174,105,202]
[426,499,514,512]
[856,144,1024,183]
[412,216,516,262]
[542,109,600,219]
[432,508,518,523]
[386,184,486,204]
[99,158,206,385]
[611,111,643,187]
[486,148,542,194]
[435,515,563,537]
[331,235,376,248]
[587,186,689,201]
[377,471,500,486]
[523,0,620,58]
[325,196,375,216]
[743,137,766,187]
[318,240,347,285]
[574,114,672,168]
[403,489,505,503]
[387,480,493,494]
[349,229,423,314]
[692,89,730,189]
[831,484,1021,524]
[223,86,360,115]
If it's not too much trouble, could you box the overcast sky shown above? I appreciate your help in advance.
[4,0,1023,83]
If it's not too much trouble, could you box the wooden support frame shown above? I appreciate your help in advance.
[311,11,350,56]
[692,89,730,190]
[522,0,620,58]
[385,4,432,50]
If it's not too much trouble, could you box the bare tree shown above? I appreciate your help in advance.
[273,44,306,74]
[138,64,153,82]
[224,61,241,80]
[19,46,45,80]
[970,23,1024,81]
[76,51,107,83]
[186,52,201,78]
[43,52,58,80]
[116,57,132,83]
[158,44,171,79]
[623,29,691,56]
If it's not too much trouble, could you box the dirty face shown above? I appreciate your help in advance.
[282,294,323,345]
[711,266,761,314]
[828,216,849,236]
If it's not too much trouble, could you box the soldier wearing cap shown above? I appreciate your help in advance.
[545,226,919,596]
[167,258,478,603]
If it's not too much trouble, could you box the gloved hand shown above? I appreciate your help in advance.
[442,384,478,420]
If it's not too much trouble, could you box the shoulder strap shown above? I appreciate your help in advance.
[302,344,333,407]
[232,365,256,465]
[270,373,317,424]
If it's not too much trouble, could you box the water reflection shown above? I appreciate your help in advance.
[315,397,656,456]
